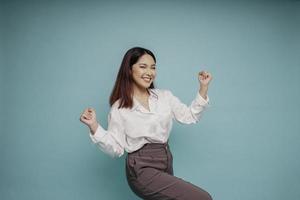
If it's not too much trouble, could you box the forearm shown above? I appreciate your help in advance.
[199,85,208,100]
[88,125,125,158]
[89,122,99,135]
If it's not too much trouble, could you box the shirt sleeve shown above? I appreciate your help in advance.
[166,90,210,124]
[89,106,125,158]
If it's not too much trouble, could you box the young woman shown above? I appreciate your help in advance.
[80,47,213,200]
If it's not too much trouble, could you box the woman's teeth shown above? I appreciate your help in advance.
[142,77,151,82]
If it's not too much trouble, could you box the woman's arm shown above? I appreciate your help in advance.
[167,71,212,124]
[198,71,212,100]
[80,106,125,158]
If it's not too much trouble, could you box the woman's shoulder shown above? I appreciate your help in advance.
[110,99,121,112]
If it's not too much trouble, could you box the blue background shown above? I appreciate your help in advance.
[1,0,299,199]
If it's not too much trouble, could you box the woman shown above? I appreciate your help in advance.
[80,47,213,200]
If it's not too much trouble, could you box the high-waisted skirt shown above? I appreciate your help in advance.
[125,142,213,200]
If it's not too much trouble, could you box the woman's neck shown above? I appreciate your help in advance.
[132,85,150,99]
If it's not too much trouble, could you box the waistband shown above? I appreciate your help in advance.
[141,142,168,149]
[127,142,170,157]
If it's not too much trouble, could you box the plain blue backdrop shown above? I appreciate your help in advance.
[1,0,299,199]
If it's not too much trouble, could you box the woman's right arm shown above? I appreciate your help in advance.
[80,107,125,158]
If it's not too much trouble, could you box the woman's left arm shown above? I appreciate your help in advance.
[198,71,213,100]
[167,71,213,124]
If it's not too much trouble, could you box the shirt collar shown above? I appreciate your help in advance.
[130,88,158,112]
[148,88,158,100]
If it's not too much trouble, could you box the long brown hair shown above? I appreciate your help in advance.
[109,47,156,109]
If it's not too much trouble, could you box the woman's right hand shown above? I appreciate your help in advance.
[80,107,99,134]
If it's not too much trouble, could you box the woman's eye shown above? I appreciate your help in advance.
[140,66,146,68]
[152,67,156,69]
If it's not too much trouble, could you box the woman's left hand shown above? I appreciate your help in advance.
[198,71,213,87]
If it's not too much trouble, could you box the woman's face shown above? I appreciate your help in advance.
[131,54,156,90]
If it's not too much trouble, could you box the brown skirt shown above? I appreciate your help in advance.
[125,142,213,200]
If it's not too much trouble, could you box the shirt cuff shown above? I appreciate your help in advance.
[89,123,107,143]
[195,92,210,107]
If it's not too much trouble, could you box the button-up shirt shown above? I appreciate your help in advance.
[89,88,210,158]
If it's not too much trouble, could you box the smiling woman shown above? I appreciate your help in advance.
[80,47,213,200]
[109,47,158,109]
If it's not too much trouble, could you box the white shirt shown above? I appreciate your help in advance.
[89,88,210,158]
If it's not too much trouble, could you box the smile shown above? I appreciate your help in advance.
[142,77,152,82]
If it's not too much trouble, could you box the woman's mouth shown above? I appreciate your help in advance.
[142,77,152,83]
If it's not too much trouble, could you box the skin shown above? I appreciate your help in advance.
[80,54,213,135]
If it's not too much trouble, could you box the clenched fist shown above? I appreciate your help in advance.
[80,107,99,134]
[198,71,212,87]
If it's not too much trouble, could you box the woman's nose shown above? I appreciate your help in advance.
[145,69,153,76]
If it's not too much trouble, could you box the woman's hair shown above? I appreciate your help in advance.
[109,47,156,109]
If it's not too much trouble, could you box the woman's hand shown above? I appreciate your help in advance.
[198,71,213,100]
[198,71,213,87]
[80,108,99,134]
